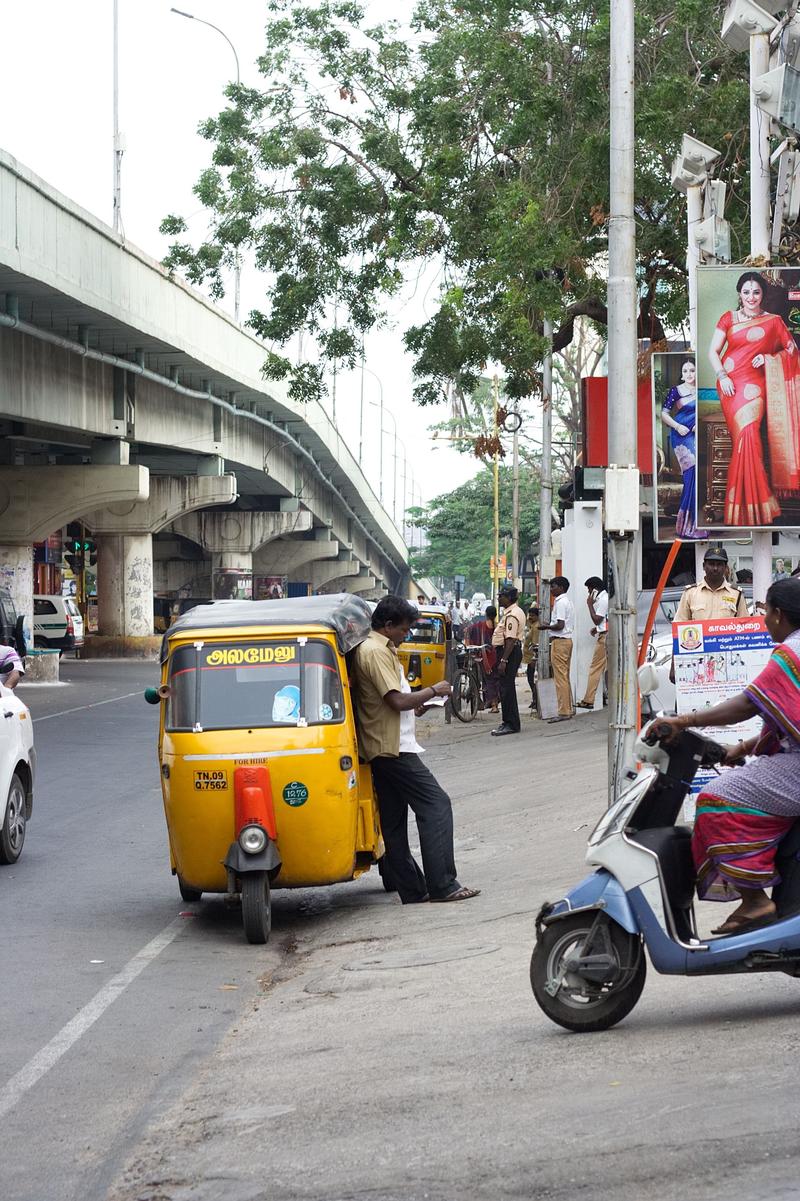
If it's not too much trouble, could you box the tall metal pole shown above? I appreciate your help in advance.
[492,376,501,606]
[358,347,365,464]
[512,423,520,589]
[686,184,702,349]
[112,0,122,234]
[750,31,774,610]
[607,0,639,803]
[171,8,241,320]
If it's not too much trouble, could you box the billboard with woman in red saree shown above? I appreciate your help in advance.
[697,267,800,530]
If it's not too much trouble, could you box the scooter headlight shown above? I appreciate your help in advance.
[239,824,267,854]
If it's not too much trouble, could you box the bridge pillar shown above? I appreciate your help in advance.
[85,474,237,655]
[0,544,34,650]
[252,528,341,592]
[309,556,361,593]
[171,509,313,600]
[0,465,149,665]
[95,532,154,641]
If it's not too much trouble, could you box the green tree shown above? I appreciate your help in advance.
[162,0,749,406]
[410,465,540,593]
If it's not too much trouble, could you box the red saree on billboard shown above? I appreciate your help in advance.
[715,310,800,525]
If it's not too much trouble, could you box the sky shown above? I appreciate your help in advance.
[0,0,490,516]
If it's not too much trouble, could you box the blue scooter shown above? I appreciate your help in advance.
[531,721,800,1031]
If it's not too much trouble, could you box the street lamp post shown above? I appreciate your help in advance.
[112,0,123,233]
[361,365,385,500]
[171,7,242,322]
[369,401,402,524]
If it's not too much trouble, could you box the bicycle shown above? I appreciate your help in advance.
[451,644,483,723]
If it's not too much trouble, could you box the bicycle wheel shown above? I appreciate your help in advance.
[452,667,479,723]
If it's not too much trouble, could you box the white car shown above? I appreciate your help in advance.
[0,684,35,863]
[34,594,84,652]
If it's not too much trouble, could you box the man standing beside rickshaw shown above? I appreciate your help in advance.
[352,597,481,905]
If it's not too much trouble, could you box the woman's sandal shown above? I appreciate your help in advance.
[432,886,481,902]
[711,909,776,936]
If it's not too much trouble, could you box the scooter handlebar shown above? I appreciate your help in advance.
[642,720,728,766]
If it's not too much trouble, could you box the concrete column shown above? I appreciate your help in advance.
[95,532,154,639]
[0,543,33,648]
[212,550,254,599]
[309,556,360,592]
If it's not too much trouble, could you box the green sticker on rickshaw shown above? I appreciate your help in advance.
[424,656,432,665]
[283,781,309,807]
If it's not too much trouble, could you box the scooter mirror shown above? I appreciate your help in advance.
[637,663,660,697]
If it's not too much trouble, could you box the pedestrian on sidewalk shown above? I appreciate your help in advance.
[522,606,540,712]
[351,596,480,905]
[543,577,574,722]
[491,583,526,737]
[577,577,608,710]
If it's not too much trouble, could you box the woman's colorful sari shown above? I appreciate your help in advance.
[663,385,698,537]
[693,630,800,901]
[713,309,799,525]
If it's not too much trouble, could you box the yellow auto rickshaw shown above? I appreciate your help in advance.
[396,604,453,692]
[145,594,383,943]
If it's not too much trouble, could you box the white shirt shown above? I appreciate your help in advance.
[551,594,575,638]
[591,590,609,635]
[399,671,424,754]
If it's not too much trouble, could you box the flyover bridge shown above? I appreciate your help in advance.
[0,149,407,655]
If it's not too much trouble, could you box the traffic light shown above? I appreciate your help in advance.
[64,553,82,575]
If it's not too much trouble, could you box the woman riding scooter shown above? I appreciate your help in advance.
[658,577,800,935]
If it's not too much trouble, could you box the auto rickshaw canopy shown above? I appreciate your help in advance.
[161,592,372,660]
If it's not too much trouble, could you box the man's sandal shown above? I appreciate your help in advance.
[432,886,481,902]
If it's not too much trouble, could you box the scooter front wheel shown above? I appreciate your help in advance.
[530,913,645,1033]
[241,872,271,945]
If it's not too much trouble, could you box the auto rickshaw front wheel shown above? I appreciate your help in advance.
[241,872,271,944]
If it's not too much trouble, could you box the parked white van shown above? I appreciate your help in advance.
[33,595,84,652]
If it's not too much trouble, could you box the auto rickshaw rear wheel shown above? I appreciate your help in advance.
[241,872,271,944]
[178,877,202,903]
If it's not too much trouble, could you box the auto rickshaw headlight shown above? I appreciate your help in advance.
[239,824,268,854]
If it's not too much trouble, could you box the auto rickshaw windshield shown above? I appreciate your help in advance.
[404,616,445,645]
[166,638,345,731]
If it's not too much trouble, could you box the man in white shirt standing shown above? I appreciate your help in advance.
[542,576,575,722]
[577,576,608,711]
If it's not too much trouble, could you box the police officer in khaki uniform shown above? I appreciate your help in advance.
[673,546,748,623]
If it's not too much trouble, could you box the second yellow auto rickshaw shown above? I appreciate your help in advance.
[145,594,384,944]
[396,603,453,692]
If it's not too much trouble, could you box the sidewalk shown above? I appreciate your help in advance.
[106,692,800,1201]
[104,698,608,1201]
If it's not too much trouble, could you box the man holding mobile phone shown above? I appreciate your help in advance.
[351,596,480,905]
[577,576,609,710]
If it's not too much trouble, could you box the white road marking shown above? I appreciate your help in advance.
[32,690,143,722]
[0,917,186,1120]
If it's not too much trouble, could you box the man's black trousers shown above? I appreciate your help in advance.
[499,643,523,731]
[370,753,460,903]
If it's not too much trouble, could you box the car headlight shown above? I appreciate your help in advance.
[239,824,267,854]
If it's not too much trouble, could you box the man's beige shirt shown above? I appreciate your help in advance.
[674,580,748,623]
[351,629,402,762]
[492,602,526,648]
